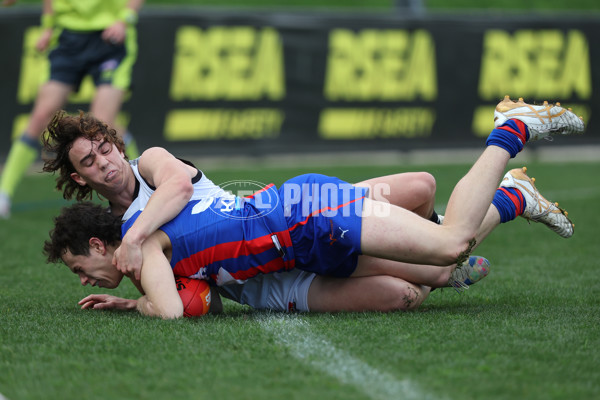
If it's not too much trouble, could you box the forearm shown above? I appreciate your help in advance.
[123,196,188,247]
[123,180,193,247]
[137,238,185,319]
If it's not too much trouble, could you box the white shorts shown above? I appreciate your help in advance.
[216,269,316,312]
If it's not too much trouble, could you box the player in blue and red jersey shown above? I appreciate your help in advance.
[121,174,368,286]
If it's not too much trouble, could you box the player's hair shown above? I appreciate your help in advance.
[44,202,122,264]
[41,110,126,201]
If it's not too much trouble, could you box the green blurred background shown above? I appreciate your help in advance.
[9,0,600,11]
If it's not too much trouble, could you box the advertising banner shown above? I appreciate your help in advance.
[1,8,598,159]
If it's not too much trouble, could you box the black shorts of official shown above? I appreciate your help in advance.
[48,29,136,92]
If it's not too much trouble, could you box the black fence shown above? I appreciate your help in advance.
[1,8,598,159]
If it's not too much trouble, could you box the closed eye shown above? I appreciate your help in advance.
[80,154,95,168]
[98,141,112,155]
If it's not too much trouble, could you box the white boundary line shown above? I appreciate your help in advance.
[258,314,445,400]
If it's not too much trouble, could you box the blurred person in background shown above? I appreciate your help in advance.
[0,0,144,218]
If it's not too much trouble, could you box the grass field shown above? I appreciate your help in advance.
[2,1,598,399]
[1,160,599,400]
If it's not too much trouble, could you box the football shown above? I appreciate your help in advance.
[175,276,211,317]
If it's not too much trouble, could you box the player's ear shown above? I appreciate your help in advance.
[70,172,87,187]
[89,237,105,254]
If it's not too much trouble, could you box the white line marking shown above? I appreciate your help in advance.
[258,315,443,400]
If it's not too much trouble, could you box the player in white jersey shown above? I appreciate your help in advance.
[123,157,227,221]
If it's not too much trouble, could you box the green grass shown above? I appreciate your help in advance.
[1,160,599,400]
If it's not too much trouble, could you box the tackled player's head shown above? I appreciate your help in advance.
[44,202,122,265]
[42,110,126,201]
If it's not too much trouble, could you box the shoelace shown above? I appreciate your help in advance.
[448,264,470,294]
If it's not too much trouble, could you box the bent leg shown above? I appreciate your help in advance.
[355,172,437,219]
[307,274,429,312]
[360,198,457,266]
[360,147,511,267]
[443,146,510,242]
[353,255,453,288]
[474,204,502,247]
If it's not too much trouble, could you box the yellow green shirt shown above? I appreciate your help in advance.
[53,0,129,31]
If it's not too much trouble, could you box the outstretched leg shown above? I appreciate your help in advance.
[356,172,491,291]
[308,274,430,312]
[357,98,584,270]
[358,146,510,268]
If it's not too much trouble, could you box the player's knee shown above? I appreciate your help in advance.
[384,280,425,311]
[395,283,425,311]
[414,172,436,200]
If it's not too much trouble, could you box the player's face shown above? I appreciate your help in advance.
[62,249,123,289]
[68,136,129,195]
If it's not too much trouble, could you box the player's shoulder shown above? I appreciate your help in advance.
[137,147,178,169]
[139,146,173,160]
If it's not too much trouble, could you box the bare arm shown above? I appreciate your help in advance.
[113,147,196,280]
[135,231,183,319]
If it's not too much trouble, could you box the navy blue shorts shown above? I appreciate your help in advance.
[279,174,368,278]
[48,29,133,91]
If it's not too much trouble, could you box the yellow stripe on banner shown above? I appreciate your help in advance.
[164,109,285,141]
[319,108,435,140]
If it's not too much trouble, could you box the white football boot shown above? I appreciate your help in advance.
[494,95,584,141]
[500,167,574,238]
[448,256,490,293]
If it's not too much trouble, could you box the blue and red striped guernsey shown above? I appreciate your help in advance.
[121,184,295,286]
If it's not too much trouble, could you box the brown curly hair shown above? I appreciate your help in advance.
[42,110,126,201]
[44,202,123,264]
